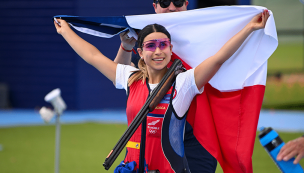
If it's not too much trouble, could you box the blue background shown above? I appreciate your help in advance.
[0,0,250,110]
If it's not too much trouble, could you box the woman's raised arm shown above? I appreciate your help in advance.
[194,10,270,90]
[54,19,117,83]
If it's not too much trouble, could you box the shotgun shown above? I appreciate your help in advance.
[103,59,183,170]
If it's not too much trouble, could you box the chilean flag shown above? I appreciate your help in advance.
[55,5,278,173]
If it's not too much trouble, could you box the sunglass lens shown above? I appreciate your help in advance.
[159,0,171,8]
[173,0,184,7]
[159,41,169,50]
[145,42,157,51]
[142,39,170,51]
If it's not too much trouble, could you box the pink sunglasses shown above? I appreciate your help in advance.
[142,38,171,52]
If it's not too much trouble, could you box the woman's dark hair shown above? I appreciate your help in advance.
[128,24,171,86]
[137,24,171,49]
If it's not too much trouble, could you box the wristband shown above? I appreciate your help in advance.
[121,44,132,52]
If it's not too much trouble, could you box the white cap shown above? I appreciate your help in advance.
[44,88,67,115]
[39,107,55,123]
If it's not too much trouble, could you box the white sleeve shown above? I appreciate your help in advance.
[115,64,138,93]
[172,68,204,118]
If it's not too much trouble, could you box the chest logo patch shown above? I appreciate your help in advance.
[147,118,163,137]
[148,119,160,126]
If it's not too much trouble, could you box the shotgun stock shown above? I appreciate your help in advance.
[103,59,183,170]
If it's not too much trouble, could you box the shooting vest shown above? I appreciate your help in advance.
[124,78,190,173]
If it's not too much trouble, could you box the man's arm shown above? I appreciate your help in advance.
[114,32,136,66]
[277,136,304,164]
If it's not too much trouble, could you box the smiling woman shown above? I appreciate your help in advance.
[54,10,269,172]
[127,24,173,86]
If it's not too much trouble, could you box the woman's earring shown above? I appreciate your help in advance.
[171,53,172,55]
[141,57,143,59]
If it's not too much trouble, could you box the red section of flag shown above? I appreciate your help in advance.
[187,83,265,173]
[170,53,192,70]
[170,53,265,173]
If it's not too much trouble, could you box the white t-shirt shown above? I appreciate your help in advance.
[115,64,204,118]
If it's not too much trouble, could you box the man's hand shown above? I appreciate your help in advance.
[120,31,136,51]
[277,136,304,164]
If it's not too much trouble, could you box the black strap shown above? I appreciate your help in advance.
[138,117,147,173]
[138,79,151,173]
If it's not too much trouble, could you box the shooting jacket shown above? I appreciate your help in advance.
[124,79,190,173]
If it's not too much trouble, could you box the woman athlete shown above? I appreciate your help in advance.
[54,9,269,172]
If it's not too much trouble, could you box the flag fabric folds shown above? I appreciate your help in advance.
[55,5,278,173]
[53,15,139,39]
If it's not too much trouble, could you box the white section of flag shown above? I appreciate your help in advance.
[126,6,278,91]
[69,23,126,38]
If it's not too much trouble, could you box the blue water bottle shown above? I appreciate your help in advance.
[259,127,303,173]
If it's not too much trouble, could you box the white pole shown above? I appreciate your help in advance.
[54,113,61,173]
[42,88,66,173]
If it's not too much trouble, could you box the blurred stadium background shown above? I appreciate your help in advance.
[0,0,303,110]
[0,0,303,172]
[253,0,304,110]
